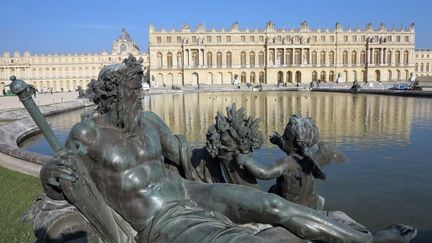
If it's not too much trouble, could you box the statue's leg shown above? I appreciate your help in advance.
[184,181,372,243]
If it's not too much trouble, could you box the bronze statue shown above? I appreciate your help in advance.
[13,55,417,243]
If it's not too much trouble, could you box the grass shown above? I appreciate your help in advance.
[0,166,41,242]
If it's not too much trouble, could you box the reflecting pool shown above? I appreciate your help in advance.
[22,91,432,240]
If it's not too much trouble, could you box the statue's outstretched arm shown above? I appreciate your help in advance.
[236,153,286,180]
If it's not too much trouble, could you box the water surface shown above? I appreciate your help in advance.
[22,91,432,240]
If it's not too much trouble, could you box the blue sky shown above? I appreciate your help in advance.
[1,0,431,54]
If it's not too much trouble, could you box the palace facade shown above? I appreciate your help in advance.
[0,29,149,94]
[2,22,432,95]
[149,21,431,86]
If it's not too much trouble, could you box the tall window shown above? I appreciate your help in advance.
[250,51,255,67]
[269,50,275,65]
[320,51,326,65]
[351,51,357,65]
[311,51,317,65]
[403,51,409,65]
[217,52,223,67]
[276,50,282,65]
[258,51,264,66]
[387,51,392,65]
[259,72,265,83]
[312,71,317,81]
[177,52,182,68]
[192,50,199,67]
[157,52,163,67]
[240,51,246,67]
[360,51,365,65]
[320,71,326,82]
[294,50,301,65]
[342,51,348,65]
[207,52,213,67]
[395,51,401,65]
[329,71,334,82]
[373,50,379,64]
[329,51,334,65]
[250,72,256,83]
[286,50,292,65]
[226,52,232,67]
[167,52,173,68]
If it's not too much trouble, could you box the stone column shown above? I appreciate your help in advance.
[369,48,373,64]
[188,49,192,67]
[383,48,386,64]
[380,48,384,65]
[182,50,186,68]
[282,48,285,65]
[292,48,295,65]
[308,48,311,65]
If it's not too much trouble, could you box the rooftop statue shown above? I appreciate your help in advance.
[12,55,417,243]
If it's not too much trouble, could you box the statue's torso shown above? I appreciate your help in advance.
[71,116,187,231]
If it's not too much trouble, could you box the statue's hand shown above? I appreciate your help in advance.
[43,157,78,187]
[269,132,282,145]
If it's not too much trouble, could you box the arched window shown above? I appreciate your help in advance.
[344,70,349,82]
[397,70,401,81]
[295,71,301,83]
[241,72,247,83]
[312,71,318,81]
[217,52,223,67]
[353,70,358,81]
[269,50,275,65]
[420,63,424,72]
[286,71,292,83]
[276,50,282,65]
[286,50,292,65]
[395,51,401,66]
[240,51,246,67]
[329,71,335,82]
[415,63,419,72]
[373,50,379,64]
[386,51,392,66]
[177,52,182,68]
[342,51,348,65]
[250,72,256,83]
[329,51,334,65]
[157,52,163,68]
[427,63,430,72]
[259,72,265,83]
[351,51,357,65]
[259,51,264,66]
[388,70,392,81]
[311,51,317,65]
[250,51,255,67]
[403,51,409,65]
[207,52,213,67]
[320,71,326,82]
[167,52,173,68]
[192,50,199,67]
[360,51,365,65]
[320,51,326,65]
[294,50,301,65]
[226,52,232,67]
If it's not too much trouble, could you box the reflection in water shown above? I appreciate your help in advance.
[21,92,432,240]
[143,91,431,148]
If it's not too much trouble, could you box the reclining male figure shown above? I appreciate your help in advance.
[42,55,416,243]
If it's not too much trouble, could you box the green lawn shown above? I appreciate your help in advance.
[0,166,41,242]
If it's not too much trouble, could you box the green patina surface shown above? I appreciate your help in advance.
[0,166,40,242]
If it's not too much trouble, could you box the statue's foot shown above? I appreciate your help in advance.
[373,224,417,243]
